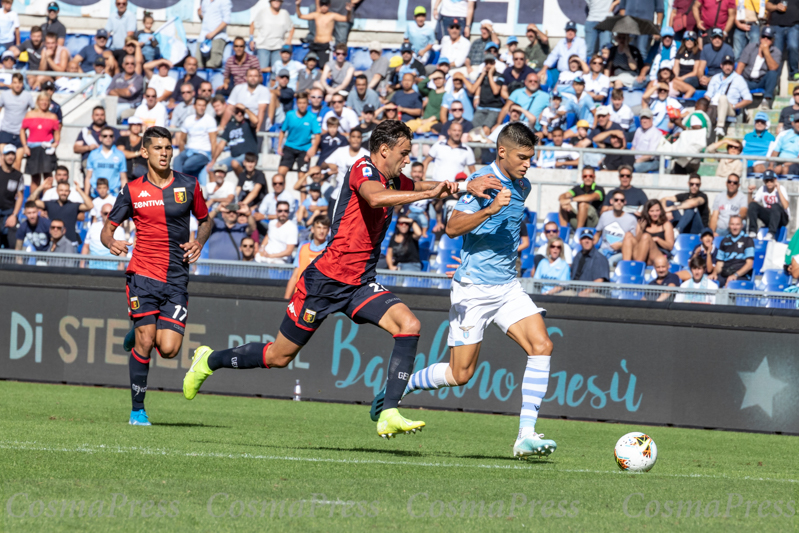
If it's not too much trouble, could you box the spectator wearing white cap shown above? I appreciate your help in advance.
[0,50,16,88]
[404,7,436,64]
[466,20,499,67]
[250,0,294,73]
[205,163,236,210]
[133,87,167,130]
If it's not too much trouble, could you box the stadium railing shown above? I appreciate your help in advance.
[3,250,796,309]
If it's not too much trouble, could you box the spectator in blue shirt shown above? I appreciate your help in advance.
[441,73,475,121]
[278,92,321,184]
[499,72,549,130]
[105,0,137,51]
[533,237,570,294]
[770,113,799,176]
[404,6,436,64]
[743,111,776,172]
[85,126,127,195]
[207,203,257,261]
[710,215,753,287]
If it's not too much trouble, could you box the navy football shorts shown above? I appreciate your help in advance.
[280,264,403,346]
[126,274,189,335]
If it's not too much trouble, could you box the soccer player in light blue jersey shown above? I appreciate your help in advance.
[373,122,557,458]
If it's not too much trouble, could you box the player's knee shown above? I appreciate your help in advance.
[450,367,473,386]
[266,354,293,368]
[398,315,421,335]
[533,337,554,356]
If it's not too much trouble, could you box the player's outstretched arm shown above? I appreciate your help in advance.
[101,219,132,256]
[446,187,511,238]
[358,180,456,209]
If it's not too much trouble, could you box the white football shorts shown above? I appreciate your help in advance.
[448,278,545,346]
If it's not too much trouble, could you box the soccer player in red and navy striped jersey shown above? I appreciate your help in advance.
[183,120,501,438]
[102,126,213,426]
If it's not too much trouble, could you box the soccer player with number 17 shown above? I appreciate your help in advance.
[102,126,213,426]
[182,120,499,438]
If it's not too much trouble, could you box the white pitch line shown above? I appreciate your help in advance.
[1,440,797,484]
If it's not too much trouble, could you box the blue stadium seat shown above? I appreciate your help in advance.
[759,269,790,289]
[208,70,226,92]
[713,236,723,249]
[779,226,788,242]
[292,46,308,63]
[544,212,559,225]
[615,260,646,278]
[674,249,692,268]
[565,112,576,129]
[727,280,758,307]
[65,35,90,58]
[674,233,700,251]
[612,274,645,300]
[524,209,537,225]
[349,48,372,71]
[526,222,537,244]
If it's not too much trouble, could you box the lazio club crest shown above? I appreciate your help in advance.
[174,187,187,204]
[303,309,317,324]
[129,296,140,310]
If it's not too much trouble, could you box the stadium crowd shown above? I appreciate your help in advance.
[2,0,799,298]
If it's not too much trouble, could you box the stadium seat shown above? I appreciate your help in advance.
[349,48,372,71]
[615,260,646,278]
[65,35,90,58]
[526,222,537,244]
[292,46,309,63]
[524,209,537,225]
[756,226,788,241]
[713,236,723,249]
[543,212,559,225]
[612,274,645,300]
[674,249,692,268]
[674,233,699,251]
[727,280,759,307]
[759,269,790,289]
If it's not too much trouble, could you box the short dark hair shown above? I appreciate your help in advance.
[411,161,424,169]
[314,216,331,227]
[696,97,710,110]
[24,200,37,210]
[276,200,290,210]
[211,95,226,105]
[194,96,209,105]
[296,91,309,102]
[689,173,701,182]
[142,125,172,147]
[45,32,58,41]
[100,126,115,136]
[550,127,563,135]
[618,164,633,174]
[354,74,367,83]
[244,152,258,163]
[334,42,347,54]
[369,120,412,154]
[497,122,538,150]
[11,73,23,83]
[689,254,706,271]
[30,25,42,34]
[50,218,64,226]
[728,173,740,181]
[92,105,106,114]
[96,178,109,187]
[55,165,68,175]
[611,88,624,100]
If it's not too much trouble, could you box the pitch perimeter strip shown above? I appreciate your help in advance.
[1,440,797,485]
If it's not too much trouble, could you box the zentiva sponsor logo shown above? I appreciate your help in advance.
[134,199,165,209]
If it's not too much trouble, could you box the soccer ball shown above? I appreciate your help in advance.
[614,432,657,472]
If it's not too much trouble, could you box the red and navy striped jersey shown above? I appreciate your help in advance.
[108,171,209,285]
[315,156,413,285]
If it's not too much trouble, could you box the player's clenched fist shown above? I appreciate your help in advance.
[487,188,511,214]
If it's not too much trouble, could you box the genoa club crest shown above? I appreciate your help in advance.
[174,187,187,204]
[303,309,317,324]
[129,296,140,310]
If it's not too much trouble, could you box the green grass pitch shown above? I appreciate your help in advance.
[1,380,797,532]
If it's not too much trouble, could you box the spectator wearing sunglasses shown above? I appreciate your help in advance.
[535,221,574,266]
[709,173,747,236]
[736,26,781,109]
[601,166,648,215]
[663,174,709,235]
[256,200,298,264]
[595,191,637,263]
[533,237,570,294]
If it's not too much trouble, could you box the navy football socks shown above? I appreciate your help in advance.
[129,349,150,411]
[383,335,419,410]
[208,343,270,371]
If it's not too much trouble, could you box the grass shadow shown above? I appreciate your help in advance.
[155,422,230,428]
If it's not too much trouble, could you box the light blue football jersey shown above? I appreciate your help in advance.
[452,162,530,285]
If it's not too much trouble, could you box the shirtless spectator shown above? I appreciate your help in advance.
[295,0,356,68]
